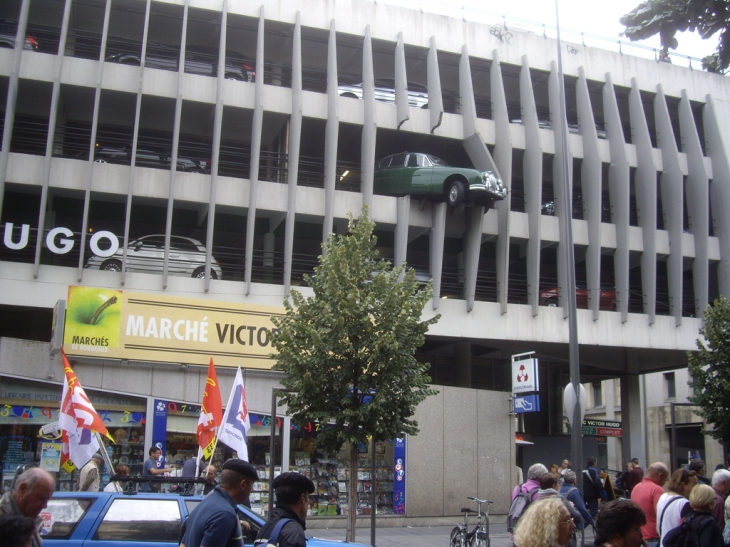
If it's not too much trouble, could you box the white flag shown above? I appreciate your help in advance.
[58,368,100,469]
[218,367,251,460]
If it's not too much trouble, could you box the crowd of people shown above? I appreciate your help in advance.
[511,457,730,547]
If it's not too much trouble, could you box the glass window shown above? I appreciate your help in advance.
[94,498,181,542]
[389,154,406,167]
[592,382,602,408]
[40,498,94,538]
[665,372,676,400]
[407,154,418,168]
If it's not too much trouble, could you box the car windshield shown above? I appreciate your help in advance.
[428,155,448,166]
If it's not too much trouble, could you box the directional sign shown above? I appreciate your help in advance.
[514,394,541,414]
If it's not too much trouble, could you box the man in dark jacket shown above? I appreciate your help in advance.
[255,472,315,547]
[559,471,594,530]
[180,459,257,547]
[583,456,605,518]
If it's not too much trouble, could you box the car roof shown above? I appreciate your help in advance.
[134,234,205,245]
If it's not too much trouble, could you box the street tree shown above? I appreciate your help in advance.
[688,295,730,443]
[270,207,439,541]
[620,0,730,73]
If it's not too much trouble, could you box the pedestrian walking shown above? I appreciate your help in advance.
[630,462,669,547]
[179,459,258,547]
[656,467,696,547]
[582,456,605,518]
[513,497,576,547]
[254,472,315,547]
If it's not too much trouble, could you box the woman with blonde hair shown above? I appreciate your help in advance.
[513,496,576,547]
[670,483,724,546]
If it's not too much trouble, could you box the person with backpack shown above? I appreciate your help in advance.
[559,471,594,531]
[582,456,605,518]
[593,499,646,547]
[254,472,315,547]
[508,463,547,533]
[663,484,724,547]
[656,467,697,547]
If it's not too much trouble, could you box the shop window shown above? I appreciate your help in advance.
[0,377,145,492]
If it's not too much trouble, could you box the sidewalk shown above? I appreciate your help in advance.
[308,521,595,547]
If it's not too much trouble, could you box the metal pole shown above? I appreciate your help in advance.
[269,388,277,516]
[554,0,582,488]
[371,438,376,546]
[670,402,676,471]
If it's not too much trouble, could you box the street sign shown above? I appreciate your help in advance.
[514,394,540,414]
[512,358,539,394]
[582,419,622,437]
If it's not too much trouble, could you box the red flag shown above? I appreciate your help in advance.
[197,358,223,458]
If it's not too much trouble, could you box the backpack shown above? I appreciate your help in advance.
[663,517,699,547]
[507,484,539,533]
[254,518,293,547]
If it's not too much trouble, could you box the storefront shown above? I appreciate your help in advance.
[0,376,146,492]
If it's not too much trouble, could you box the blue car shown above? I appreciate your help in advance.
[42,491,363,547]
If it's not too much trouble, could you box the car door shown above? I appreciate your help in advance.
[376,153,407,196]
[83,496,184,547]
[41,495,106,547]
[405,154,433,195]
[169,237,203,276]
[126,235,165,274]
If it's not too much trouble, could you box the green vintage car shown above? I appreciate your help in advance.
[373,152,506,206]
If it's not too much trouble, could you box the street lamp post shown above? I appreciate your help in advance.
[554,0,583,487]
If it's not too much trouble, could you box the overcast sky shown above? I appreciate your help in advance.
[379,0,719,67]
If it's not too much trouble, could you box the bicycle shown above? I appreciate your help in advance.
[449,496,493,547]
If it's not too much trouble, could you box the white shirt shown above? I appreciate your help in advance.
[656,493,688,547]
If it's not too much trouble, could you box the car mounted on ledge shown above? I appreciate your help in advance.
[339,78,429,108]
[539,286,617,311]
[85,234,223,279]
[374,152,506,207]
[43,483,370,547]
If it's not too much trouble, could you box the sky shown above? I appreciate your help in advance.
[379,0,720,68]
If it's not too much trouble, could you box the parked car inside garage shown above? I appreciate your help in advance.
[85,235,223,279]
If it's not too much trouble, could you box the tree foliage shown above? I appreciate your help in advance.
[620,0,730,73]
[270,207,440,453]
[688,295,730,443]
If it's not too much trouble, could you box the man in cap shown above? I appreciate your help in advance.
[254,472,315,547]
[77,453,103,492]
[0,467,56,547]
[179,458,257,547]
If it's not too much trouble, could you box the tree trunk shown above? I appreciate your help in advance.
[346,443,358,542]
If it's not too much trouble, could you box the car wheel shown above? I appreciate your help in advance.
[420,103,429,109]
[446,180,465,207]
[192,267,218,279]
[100,259,122,272]
[225,73,244,81]
[546,299,558,307]
[340,92,359,99]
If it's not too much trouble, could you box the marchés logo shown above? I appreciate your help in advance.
[64,287,123,352]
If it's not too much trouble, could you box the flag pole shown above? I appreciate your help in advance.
[95,431,120,492]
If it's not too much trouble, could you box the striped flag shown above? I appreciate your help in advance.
[197,358,223,459]
[59,350,113,470]
[218,367,251,460]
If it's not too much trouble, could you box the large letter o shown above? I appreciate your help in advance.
[90,231,119,258]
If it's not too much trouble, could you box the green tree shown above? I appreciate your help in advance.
[620,0,730,73]
[270,207,439,540]
[688,295,730,443]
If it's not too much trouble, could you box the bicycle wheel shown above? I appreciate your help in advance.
[470,531,489,547]
[450,527,465,547]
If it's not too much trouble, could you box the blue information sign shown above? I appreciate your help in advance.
[514,394,541,414]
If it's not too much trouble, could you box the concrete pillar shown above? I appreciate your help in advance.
[620,371,645,468]
[454,341,472,388]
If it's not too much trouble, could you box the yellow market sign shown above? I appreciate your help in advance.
[63,286,283,369]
